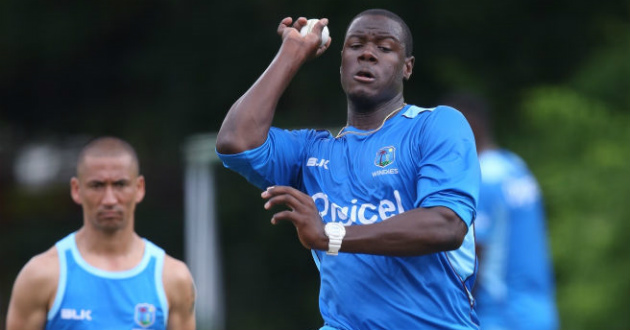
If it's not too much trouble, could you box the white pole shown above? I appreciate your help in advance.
[183,134,223,330]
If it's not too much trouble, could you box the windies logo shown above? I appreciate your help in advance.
[134,303,156,328]
[375,146,395,168]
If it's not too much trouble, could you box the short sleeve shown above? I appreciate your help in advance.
[216,127,327,190]
[415,106,481,226]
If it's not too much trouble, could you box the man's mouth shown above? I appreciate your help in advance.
[98,210,122,219]
[354,70,375,82]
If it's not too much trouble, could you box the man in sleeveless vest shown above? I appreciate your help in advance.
[6,136,197,330]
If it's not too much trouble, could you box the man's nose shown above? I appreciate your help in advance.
[358,45,377,62]
[101,186,117,205]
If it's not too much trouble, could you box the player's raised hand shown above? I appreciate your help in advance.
[277,17,331,59]
[261,185,327,251]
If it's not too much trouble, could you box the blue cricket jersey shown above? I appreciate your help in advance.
[218,104,481,329]
[46,233,169,330]
[474,149,559,330]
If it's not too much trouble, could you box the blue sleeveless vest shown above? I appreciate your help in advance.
[46,233,169,330]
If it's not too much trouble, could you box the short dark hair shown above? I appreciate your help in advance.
[76,136,140,176]
[347,9,413,57]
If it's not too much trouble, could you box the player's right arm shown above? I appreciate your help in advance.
[215,16,330,155]
[6,248,59,330]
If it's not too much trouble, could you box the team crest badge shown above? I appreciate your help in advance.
[375,146,395,168]
[134,303,156,328]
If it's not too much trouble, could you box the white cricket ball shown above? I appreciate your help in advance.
[300,18,330,47]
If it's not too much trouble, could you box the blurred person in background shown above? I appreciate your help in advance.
[444,92,559,330]
[216,9,481,330]
[5,136,196,330]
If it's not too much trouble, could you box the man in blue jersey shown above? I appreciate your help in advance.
[444,92,559,330]
[216,9,481,330]
[6,137,197,330]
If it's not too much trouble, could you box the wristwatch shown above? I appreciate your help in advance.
[324,222,346,256]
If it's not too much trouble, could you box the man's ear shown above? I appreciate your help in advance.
[70,177,82,205]
[135,175,146,203]
[403,56,415,80]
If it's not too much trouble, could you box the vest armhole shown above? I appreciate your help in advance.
[47,235,73,320]
[148,241,169,327]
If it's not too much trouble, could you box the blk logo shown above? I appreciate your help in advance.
[61,308,92,321]
[307,157,329,169]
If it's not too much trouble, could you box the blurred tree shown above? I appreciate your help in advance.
[515,86,630,330]
[502,19,630,329]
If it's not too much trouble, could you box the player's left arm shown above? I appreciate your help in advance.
[163,256,196,330]
[262,185,467,256]
[342,205,468,255]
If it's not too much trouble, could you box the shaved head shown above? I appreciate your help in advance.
[348,9,413,57]
[76,137,140,178]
